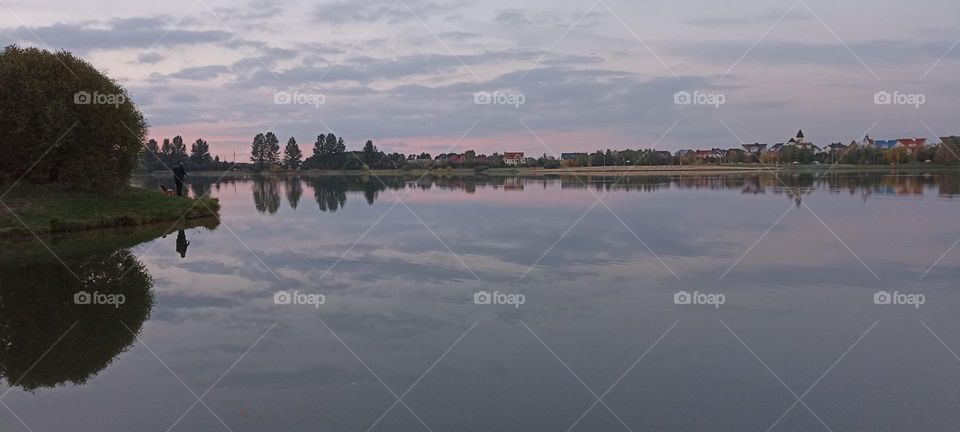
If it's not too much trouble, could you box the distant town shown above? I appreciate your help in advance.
[139,130,960,173]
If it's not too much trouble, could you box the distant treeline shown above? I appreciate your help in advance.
[139,133,960,173]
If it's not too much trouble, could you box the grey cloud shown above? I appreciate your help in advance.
[683,10,813,28]
[168,65,231,80]
[229,49,549,88]
[167,92,202,103]
[664,39,958,68]
[0,18,232,53]
[136,52,165,64]
[313,0,460,24]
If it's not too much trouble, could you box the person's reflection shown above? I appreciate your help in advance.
[176,229,190,258]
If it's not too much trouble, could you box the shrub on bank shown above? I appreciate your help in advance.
[0,45,147,191]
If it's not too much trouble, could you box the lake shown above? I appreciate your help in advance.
[2,171,960,431]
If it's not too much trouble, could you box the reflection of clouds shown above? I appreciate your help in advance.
[27,173,954,431]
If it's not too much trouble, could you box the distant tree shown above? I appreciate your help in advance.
[935,137,960,164]
[282,137,303,170]
[250,133,267,169]
[464,149,476,164]
[361,140,380,166]
[190,138,212,168]
[171,135,188,162]
[145,139,159,154]
[884,147,908,165]
[161,138,173,157]
[264,132,280,166]
[141,139,163,171]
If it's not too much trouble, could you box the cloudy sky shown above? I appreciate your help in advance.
[2,0,958,159]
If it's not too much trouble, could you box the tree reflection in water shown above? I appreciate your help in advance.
[0,219,217,391]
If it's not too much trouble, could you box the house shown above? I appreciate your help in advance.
[826,142,848,152]
[787,129,817,150]
[675,149,693,158]
[769,143,785,152]
[873,140,898,150]
[503,152,525,166]
[896,138,927,152]
[694,150,714,159]
[742,143,767,155]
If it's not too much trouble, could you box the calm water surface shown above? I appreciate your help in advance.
[3,171,960,431]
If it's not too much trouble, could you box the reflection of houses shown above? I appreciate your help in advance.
[503,177,524,190]
[503,152,525,166]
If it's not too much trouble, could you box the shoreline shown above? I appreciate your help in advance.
[0,185,220,238]
[139,163,959,178]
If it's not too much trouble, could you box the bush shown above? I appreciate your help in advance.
[0,45,147,191]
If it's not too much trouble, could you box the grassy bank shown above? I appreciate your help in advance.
[0,185,219,237]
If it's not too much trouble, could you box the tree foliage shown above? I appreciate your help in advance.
[0,45,147,191]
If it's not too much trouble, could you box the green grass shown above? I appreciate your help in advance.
[0,184,219,237]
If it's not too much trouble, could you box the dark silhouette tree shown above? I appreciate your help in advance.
[282,137,303,170]
[190,138,212,168]
[171,135,188,162]
[264,132,280,167]
[250,133,267,170]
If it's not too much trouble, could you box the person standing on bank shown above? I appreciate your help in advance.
[172,161,187,197]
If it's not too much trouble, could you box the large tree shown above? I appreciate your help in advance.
[264,132,280,166]
[282,137,302,170]
[250,133,267,169]
[0,46,147,191]
[190,138,212,168]
[171,135,188,162]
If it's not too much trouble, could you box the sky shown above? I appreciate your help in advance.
[1,0,958,160]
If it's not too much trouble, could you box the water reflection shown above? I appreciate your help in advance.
[201,171,960,212]
[284,176,302,209]
[0,219,217,391]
